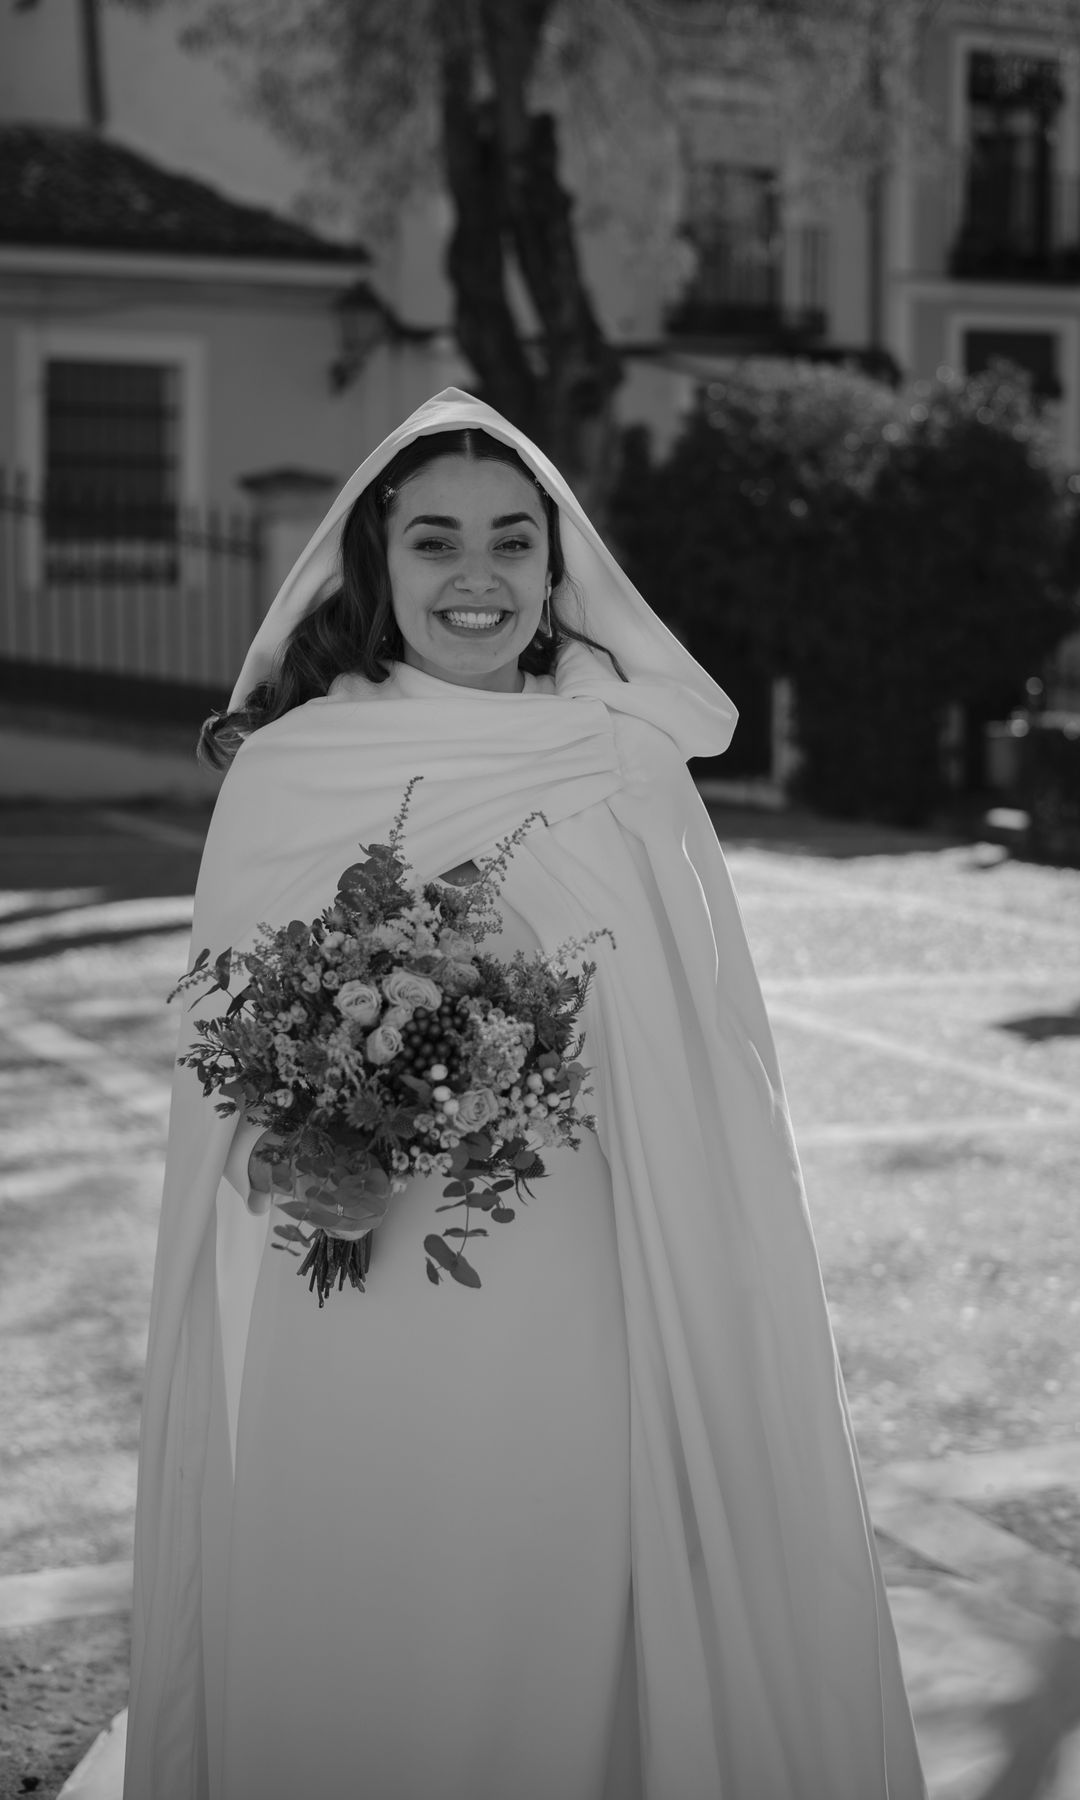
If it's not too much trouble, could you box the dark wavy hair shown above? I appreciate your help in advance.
[196,428,629,771]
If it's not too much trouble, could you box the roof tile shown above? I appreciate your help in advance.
[0,123,369,262]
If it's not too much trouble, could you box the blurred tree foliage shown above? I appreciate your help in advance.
[611,360,1080,824]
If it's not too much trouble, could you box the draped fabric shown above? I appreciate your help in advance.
[124,642,927,1798]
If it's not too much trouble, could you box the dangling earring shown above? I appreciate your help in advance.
[540,575,554,639]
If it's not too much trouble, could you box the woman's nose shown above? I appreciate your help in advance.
[453,564,499,594]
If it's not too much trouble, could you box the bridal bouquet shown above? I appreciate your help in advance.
[167,775,614,1306]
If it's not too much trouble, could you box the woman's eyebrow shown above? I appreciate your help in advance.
[402,511,541,531]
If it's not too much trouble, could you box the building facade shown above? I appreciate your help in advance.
[893,3,1080,464]
[1,0,1075,764]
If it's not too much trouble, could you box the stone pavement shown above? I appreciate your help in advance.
[2,723,1077,1795]
[1,1439,1072,1798]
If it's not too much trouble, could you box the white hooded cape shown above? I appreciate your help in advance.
[125,390,927,1799]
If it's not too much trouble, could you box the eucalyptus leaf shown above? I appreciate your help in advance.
[423,1235,482,1288]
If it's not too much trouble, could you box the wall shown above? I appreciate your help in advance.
[0,275,473,504]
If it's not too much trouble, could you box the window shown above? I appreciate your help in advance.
[959,50,1068,270]
[670,164,781,332]
[43,359,181,582]
[963,326,1062,399]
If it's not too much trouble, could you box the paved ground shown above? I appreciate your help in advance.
[1,777,1079,1799]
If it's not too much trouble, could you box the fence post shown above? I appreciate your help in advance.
[237,468,340,623]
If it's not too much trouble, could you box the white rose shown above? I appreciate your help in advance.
[334,980,382,1026]
[437,930,475,961]
[365,1023,404,1065]
[455,1087,501,1130]
[382,968,442,1012]
[433,957,480,995]
[382,1004,412,1031]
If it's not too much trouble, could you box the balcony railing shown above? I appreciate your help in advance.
[665,221,829,340]
[949,157,1080,281]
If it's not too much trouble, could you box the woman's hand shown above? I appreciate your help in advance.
[250,1131,394,1240]
[244,1128,292,1216]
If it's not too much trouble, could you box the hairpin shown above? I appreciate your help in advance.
[377,480,396,509]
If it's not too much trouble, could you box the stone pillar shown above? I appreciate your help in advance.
[238,467,341,618]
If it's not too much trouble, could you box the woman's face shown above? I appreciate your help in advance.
[384,456,550,693]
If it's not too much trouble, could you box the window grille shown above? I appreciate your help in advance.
[684,165,780,314]
[962,51,1065,268]
[43,360,181,584]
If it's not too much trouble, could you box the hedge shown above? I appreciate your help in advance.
[610,359,1080,824]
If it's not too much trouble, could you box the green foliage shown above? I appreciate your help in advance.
[611,358,1080,823]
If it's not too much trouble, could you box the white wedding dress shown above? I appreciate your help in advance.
[204,886,642,1800]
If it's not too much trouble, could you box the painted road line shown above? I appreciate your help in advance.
[769,1001,1080,1112]
[0,996,171,1125]
[0,893,193,953]
[0,887,105,921]
[1,1158,164,1206]
[795,1113,1080,1149]
[881,1442,1080,1506]
[95,807,209,850]
[729,859,1080,948]
[863,1480,1080,1633]
[0,1559,132,1630]
[762,970,1072,997]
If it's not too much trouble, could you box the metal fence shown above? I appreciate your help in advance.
[0,467,264,689]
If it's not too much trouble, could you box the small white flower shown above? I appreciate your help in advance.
[272,1087,295,1107]
[369,922,411,951]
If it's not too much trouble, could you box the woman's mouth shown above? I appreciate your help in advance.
[436,609,512,635]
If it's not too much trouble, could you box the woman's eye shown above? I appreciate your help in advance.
[412,537,452,553]
[496,537,533,553]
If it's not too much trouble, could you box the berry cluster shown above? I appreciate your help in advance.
[395,1000,469,1086]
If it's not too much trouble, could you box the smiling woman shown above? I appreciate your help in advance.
[195,427,629,770]
[129,390,928,1800]
[385,457,549,692]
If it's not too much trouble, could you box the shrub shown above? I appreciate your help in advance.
[610,359,1080,824]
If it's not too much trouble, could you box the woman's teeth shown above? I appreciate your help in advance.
[438,610,508,630]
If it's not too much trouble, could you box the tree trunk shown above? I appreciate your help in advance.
[438,10,540,440]
[437,0,623,511]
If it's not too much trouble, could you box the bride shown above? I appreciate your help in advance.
[122,388,928,1799]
